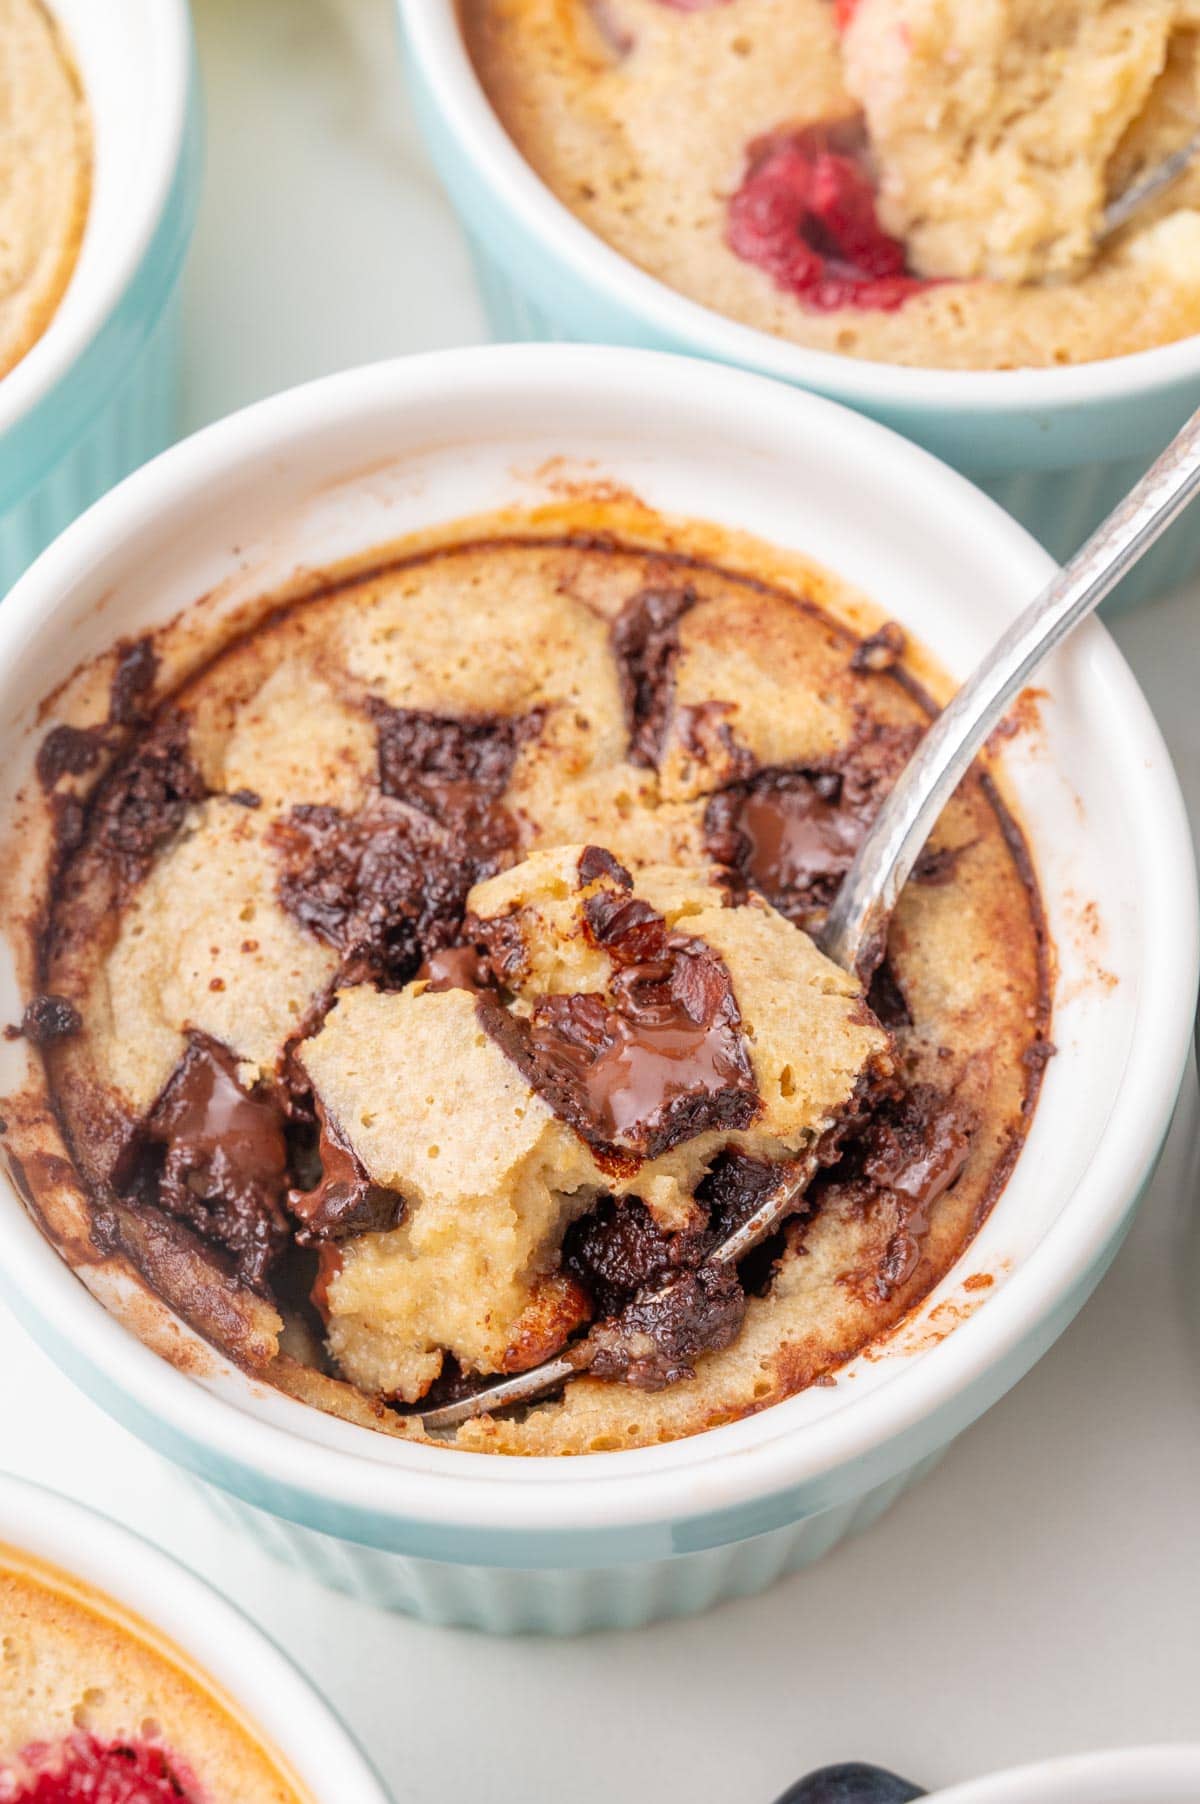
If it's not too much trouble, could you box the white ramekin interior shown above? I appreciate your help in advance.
[0,345,1193,1542]
[0,1471,388,1801]
[0,0,191,436]
[404,5,1200,418]
[929,1747,1200,1804]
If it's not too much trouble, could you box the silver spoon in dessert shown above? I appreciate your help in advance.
[418,408,1200,1432]
[1100,130,1200,242]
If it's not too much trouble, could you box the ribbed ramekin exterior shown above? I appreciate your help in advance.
[198,1455,941,1635]
[0,65,201,597]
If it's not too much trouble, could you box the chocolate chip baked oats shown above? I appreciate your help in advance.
[464,0,1200,369]
[14,527,1049,1455]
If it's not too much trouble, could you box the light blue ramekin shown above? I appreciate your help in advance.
[397,5,1200,609]
[0,347,1193,1636]
[0,0,201,597]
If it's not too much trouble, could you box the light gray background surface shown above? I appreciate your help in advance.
[4,3,1199,1796]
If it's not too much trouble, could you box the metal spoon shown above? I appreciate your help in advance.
[1101,130,1200,241]
[419,407,1200,1432]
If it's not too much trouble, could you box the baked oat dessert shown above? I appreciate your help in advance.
[464,0,1200,368]
[0,1549,301,1802]
[0,0,91,382]
[8,524,1050,1455]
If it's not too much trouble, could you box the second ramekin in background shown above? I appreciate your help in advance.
[0,346,1193,1635]
[0,0,200,595]
[398,4,1200,610]
[927,1749,1200,1804]
[0,1471,391,1803]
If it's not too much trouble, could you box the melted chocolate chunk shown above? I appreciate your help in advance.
[92,715,206,882]
[564,1196,692,1317]
[35,724,105,791]
[20,994,82,1045]
[287,1098,404,1243]
[699,1148,796,1243]
[372,703,533,860]
[108,636,159,726]
[564,1174,770,1391]
[465,909,528,988]
[138,1032,291,1291]
[270,799,474,989]
[480,852,759,1163]
[818,1083,974,1300]
[273,706,537,987]
[611,583,698,767]
[588,1263,746,1389]
[705,723,920,927]
[417,943,495,994]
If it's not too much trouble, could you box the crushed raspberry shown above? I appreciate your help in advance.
[833,0,862,28]
[726,124,927,312]
[5,1733,196,1802]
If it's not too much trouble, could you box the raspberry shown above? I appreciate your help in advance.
[726,125,926,312]
[7,1733,195,1802]
[833,0,862,29]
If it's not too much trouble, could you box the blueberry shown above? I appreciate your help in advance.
[772,1761,926,1804]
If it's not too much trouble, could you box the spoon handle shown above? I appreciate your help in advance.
[821,406,1200,977]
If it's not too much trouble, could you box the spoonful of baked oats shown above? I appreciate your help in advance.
[417,404,1200,1430]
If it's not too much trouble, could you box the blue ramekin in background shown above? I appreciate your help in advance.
[0,0,200,596]
[397,4,1200,610]
[0,345,1193,1634]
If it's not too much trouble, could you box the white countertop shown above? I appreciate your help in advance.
[5,2,1200,1797]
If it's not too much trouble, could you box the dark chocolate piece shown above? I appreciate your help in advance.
[287,1098,404,1243]
[20,994,82,1045]
[138,1031,291,1291]
[35,724,105,791]
[272,705,539,986]
[270,799,474,989]
[92,715,206,882]
[611,582,698,767]
[588,1263,746,1390]
[108,636,159,726]
[705,722,920,926]
[417,944,496,995]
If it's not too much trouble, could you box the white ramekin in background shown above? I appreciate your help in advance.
[0,1470,391,1802]
[928,1748,1200,1804]
[398,4,1200,609]
[0,345,1193,1635]
[0,0,200,595]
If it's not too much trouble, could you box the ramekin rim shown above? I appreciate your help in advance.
[0,0,193,437]
[402,4,1200,415]
[0,343,1194,1541]
[0,1469,391,1801]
